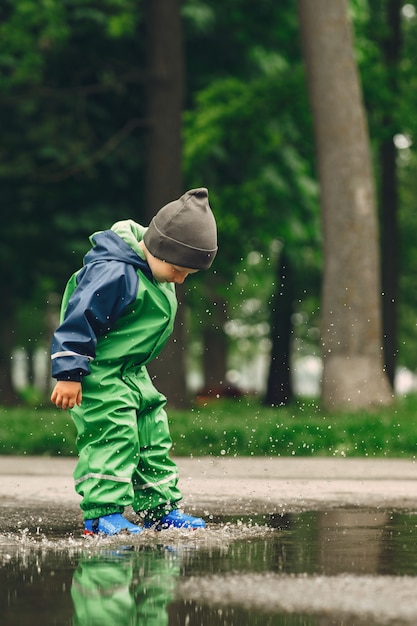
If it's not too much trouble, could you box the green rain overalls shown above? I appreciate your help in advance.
[64,231,182,521]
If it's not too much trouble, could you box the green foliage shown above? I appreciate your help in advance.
[2,394,417,458]
[182,2,322,376]
[355,1,417,373]
[0,0,139,91]
[183,0,320,285]
[0,406,77,455]
[183,65,319,266]
[395,9,417,370]
[0,0,68,88]
[1,0,146,369]
[168,395,417,458]
[2,0,417,401]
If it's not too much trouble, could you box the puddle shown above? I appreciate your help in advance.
[2,509,417,625]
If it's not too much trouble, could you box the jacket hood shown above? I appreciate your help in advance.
[84,219,148,270]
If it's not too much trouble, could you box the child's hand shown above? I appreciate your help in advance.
[51,381,82,410]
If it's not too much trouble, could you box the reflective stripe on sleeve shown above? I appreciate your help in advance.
[51,351,94,361]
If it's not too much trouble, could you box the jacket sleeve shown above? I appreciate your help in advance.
[51,260,139,381]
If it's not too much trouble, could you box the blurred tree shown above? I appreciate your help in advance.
[362,0,402,388]
[377,0,402,388]
[143,0,188,407]
[325,0,417,390]
[395,3,417,374]
[298,0,392,409]
[183,2,321,401]
[3,0,415,412]
[0,0,146,403]
[264,250,294,406]
[0,0,205,408]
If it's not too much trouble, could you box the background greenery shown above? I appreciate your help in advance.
[2,0,417,408]
[2,396,416,458]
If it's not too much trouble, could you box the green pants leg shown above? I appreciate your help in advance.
[70,363,182,520]
[129,365,182,518]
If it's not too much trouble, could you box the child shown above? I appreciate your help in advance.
[50,188,217,536]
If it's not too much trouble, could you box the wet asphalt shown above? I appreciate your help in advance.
[3,455,417,625]
[1,455,417,531]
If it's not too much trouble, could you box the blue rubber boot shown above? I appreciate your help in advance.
[145,509,206,531]
[84,513,143,536]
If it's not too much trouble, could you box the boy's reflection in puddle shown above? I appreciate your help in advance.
[71,544,180,626]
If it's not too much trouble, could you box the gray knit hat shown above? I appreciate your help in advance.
[143,188,218,270]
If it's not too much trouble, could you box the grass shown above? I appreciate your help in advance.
[1,394,417,458]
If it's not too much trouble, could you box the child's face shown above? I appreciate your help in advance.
[148,255,198,284]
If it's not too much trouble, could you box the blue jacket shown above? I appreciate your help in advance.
[51,224,155,382]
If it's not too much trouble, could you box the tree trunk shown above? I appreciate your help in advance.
[377,0,401,388]
[0,291,20,405]
[380,131,398,388]
[264,251,294,406]
[298,0,392,410]
[144,0,184,214]
[143,0,188,408]
[201,295,228,395]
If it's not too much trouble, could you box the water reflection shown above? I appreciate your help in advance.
[2,509,417,625]
[72,546,179,626]
[316,510,388,574]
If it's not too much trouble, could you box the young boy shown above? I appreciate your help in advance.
[50,188,217,536]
